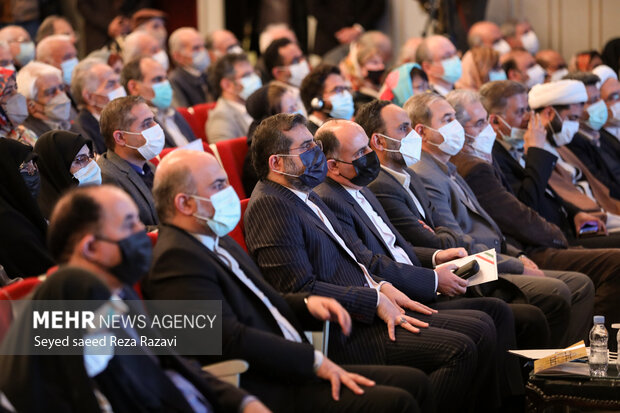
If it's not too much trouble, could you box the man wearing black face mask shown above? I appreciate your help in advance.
[246,113,501,413]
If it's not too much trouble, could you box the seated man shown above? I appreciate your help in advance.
[300,64,355,134]
[535,49,568,82]
[0,25,35,68]
[263,37,308,113]
[71,58,126,154]
[206,53,261,143]
[122,55,198,148]
[35,34,78,89]
[35,14,77,44]
[501,50,546,90]
[205,29,243,62]
[245,113,499,412]
[46,185,270,413]
[145,148,434,413]
[599,73,620,176]
[467,21,510,56]
[501,19,539,55]
[168,27,211,108]
[97,95,163,226]
[131,8,168,50]
[407,92,589,348]
[415,35,462,97]
[16,61,72,137]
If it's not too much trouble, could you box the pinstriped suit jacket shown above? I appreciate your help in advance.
[315,178,438,303]
[245,179,390,364]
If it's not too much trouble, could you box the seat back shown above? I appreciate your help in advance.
[150,142,214,165]
[215,137,248,199]
[229,198,249,252]
[179,102,217,142]
[0,277,44,343]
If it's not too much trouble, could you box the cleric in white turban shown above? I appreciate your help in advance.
[592,65,618,89]
[528,79,587,109]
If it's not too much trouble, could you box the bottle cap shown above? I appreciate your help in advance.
[593,315,605,324]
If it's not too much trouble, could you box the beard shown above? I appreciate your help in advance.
[282,157,312,192]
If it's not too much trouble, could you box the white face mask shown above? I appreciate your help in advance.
[526,64,546,89]
[124,124,166,160]
[610,101,620,122]
[107,86,127,102]
[497,115,526,150]
[152,49,169,71]
[3,93,28,125]
[550,68,569,82]
[381,129,423,167]
[466,123,496,154]
[425,119,465,156]
[83,332,115,378]
[551,108,579,146]
[239,73,262,101]
[521,30,539,55]
[73,159,102,186]
[287,60,310,88]
[493,39,511,56]
[43,92,72,122]
[192,49,210,73]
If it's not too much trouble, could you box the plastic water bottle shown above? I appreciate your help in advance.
[589,315,608,377]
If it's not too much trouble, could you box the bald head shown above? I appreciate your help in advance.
[36,34,77,69]
[206,29,240,59]
[468,21,502,48]
[0,25,33,66]
[123,31,161,62]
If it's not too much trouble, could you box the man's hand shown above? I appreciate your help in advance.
[574,212,607,235]
[436,263,468,296]
[377,292,429,340]
[521,266,545,277]
[518,254,539,270]
[243,400,272,413]
[305,296,352,336]
[380,283,437,316]
[434,247,467,265]
[316,357,375,400]
[335,26,363,44]
[523,112,546,153]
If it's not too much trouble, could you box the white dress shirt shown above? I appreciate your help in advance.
[156,108,190,147]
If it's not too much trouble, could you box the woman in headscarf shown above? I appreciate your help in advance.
[34,130,101,219]
[0,68,37,146]
[456,46,506,91]
[378,63,429,107]
[0,139,54,278]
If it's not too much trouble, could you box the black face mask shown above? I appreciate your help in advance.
[337,151,381,187]
[367,69,385,86]
[21,171,40,200]
[98,231,153,286]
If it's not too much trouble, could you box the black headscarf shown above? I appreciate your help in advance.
[602,38,620,75]
[0,267,110,413]
[34,130,92,219]
[0,139,53,278]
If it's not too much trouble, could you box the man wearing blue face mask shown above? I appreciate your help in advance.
[562,71,620,199]
[207,53,261,143]
[98,96,164,227]
[300,64,355,135]
[415,36,461,98]
[0,25,35,69]
[123,55,198,149]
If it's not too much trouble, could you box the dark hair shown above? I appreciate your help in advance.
[479,80,527,114]
[300,64,341,112]
[355,99,391,138]
[263,38,293,80]
[251,113,306,180]
[36,15,67,43]
[562,71,600,87]
[100,95,145,150]
[47,187,102,263]
[207,53,249,99]
[315,127,340,159]
[410,66,428,83]
[120,56,145,90]
[501,58,519,77]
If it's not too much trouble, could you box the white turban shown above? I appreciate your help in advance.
[528,79,587,109]
[592,65,618,89]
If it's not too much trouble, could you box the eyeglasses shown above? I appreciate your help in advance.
[72,153,94,168]
[325,86,352,95]
[288,139,322,154]
[41,84,64,98]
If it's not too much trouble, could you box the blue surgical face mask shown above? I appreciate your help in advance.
[61,57,78,85]
[192,49,210,73]
[274,144,328,189]
[488,69,507,82]
[329,91,354,120]
[239,73,262,101]
[192,186,241,237]
[585,99,608,131]
[151,80,173,109]
[73,159,102,186]
[17,41,35,66]
[441,56,462,84]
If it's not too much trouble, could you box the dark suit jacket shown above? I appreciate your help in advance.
[566,131,620,199]
[97,150,158,226]
[452,151,568,252]
[315,177,437,303]
[158,109,199,148]
[245,179,388,364]
[367,168,469,250]
[73,109,106,154]
[600,128,620,178]
[169,67,209,108]
[22,116,52,138]
[144,224,320,398]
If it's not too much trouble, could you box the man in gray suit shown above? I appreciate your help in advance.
[97,96,163,227]
[406,92,591,348]
[206,53,260,143]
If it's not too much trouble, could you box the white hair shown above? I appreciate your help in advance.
[259,23,294,54]
[123,31,157,62]
[16,61,62,99]
[71,58,108,108]
[35,34,73,62]
[168,27,198,55]
[446,89,482,125]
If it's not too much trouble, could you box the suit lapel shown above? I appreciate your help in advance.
[406,169,435,226]
[107,152,156,217]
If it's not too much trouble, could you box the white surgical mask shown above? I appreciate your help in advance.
[381,129,423,167]
[192,49,210,73]
[43,93,71,122]
[497,115,526,150]
[526,64,545,89]
[124,124,166,160]
[466,124,496,154]
[521,31,539,55]
[61,57,78,85]
[239,73,262,101]
[73,159,102,186]
[192,186,241,237]
[3,93,28,125]
[493,39,511,56]
[287,61,310,88]
[551,108,579,146]
[107,86,126,102]
[152,49,169,71]
[425,119,465,156]
[83,331,115,378]
[610,101,620,122]
[550,68,569,82]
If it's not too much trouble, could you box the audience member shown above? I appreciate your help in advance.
[379,64,429,107]
[122,31,169,71]
[456,46,505,91]
[415,35,462,97]
[262,37,307,113]
[205,29,242,62]
[599,70,620,176]
[0,67,37,145]
[98,96,162,226]
[501,50,545,89]
[570,50,603,72]
[0,25,35,68]
[468,21,511,56]
[536,49,568,82]
[35,15,77,44]
[501,19,539,55]
[131,8,168,49]
[168,27,211,108]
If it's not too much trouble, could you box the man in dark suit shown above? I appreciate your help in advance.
[97,96,161,226]
[144,148,434,413]
[71,58,127,155]
[122,56,198,148]
[599,75,620,176]
[245,113,502,412]
[168,27,211,108]
[47,184,270,413]
[313,119,526,402]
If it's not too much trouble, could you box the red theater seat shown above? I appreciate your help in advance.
[215,137,249,199]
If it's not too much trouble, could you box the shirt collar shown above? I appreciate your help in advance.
[380,164,410,187]
[342,183,361,199]
[126,160,148,175]
[182,65,202,77]
[192,232,218,252]
[604,126,620,139]
[431,82,452,97]
[285,185,310,203]
[422,150,455,176]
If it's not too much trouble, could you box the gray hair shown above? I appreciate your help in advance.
[168,27,198,55]
[71,58,109,108]
[403,92,444,126]
[35,34,73,63]
[123,31,157,62]
[16,61,62,99]
[446,89,481,125]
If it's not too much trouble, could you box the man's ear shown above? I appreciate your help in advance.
[272,66,287,81]
[414,124,427,140]
[79,234,99,261]
[221,77,234,95]
[27,99,37,115]
[326,158,339,174]
[268,154,280,172]
[421,61,433,75]
[174,193,194,216]
[126,79,140,96]
[112,130,126,146]
[370,133,384,151]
